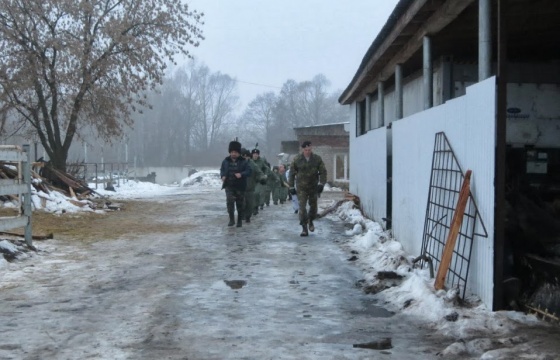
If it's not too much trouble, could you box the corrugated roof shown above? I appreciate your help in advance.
[338,0,413,105]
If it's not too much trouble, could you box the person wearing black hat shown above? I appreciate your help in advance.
[220,141,252,227]
[288,141,327,236]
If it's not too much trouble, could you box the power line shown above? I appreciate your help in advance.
[234,79,281,89]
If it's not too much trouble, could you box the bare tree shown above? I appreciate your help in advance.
[276,80,306,128]
[125,60,238,166]
[0,0,203,171]
[190,68,238,151]
[238,92,277,156]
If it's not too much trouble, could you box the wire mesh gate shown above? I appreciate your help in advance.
[420,132,488,299]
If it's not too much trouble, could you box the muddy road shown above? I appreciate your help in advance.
[1,188,449,359]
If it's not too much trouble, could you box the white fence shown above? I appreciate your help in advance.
[0,145,32,246]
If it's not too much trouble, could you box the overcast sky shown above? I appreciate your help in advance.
[182,0,400,108]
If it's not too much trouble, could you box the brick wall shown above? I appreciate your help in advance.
[288,123,350,185]
[282,123,350,188]
[307,145,348,184]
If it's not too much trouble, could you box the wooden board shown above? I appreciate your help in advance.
[434,170,472,290]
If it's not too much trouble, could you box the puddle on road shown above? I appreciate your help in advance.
[224,280,247,289]
[353,337,393,350]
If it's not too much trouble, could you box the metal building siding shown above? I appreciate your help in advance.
[403,75,424,118]
[349,102,359,196]
[384,91,396,126]
[392,78,496,308]
[371,89,396,129]
[350,128,387,224]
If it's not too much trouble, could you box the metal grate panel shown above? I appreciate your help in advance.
[420,132,488,299]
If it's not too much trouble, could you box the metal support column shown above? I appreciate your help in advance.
[395,64,403,120]
[479,0,492,81]
[423,36,433,109]
[494,0,507,311]
[442,57,453,103]
[22,144,32,246]
[378,81,385,127]
[365,94,372,131]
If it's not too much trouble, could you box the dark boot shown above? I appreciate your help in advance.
[245,216,251,223]
[236,216,243,227]
[300,224,308,237]
[308,220,315,232]
[228,212,235,226]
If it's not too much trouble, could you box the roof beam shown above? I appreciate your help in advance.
[342,0,476,104]
[340,0,430,104]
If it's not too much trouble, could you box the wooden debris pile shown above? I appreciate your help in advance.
[0,161,101,209]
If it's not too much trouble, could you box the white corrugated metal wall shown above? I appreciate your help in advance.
[349,105,388,225]
[391,78,496,307]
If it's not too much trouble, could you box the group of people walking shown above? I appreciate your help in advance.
[220,140,327,236]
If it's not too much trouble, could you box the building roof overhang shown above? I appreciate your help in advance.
[339,0,560,105]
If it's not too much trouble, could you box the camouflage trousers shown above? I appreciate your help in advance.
[297,188,318,225]
[261,184,271,206]
[244,189,255,220]
[254,183,262,212]
[273,186,288,203]
[225,187,245,218]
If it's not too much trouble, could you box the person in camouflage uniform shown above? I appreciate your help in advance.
[272,164,288,205]
[288,141,327,236]
[251,148,270,214]
[220,141,252,227]
[268,166,281,205]
[241,148,266,223]
[260,157,273,208]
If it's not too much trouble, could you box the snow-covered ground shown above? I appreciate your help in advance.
[1,169,559,358]
[327,201,560,358]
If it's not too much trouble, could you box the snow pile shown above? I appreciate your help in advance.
[91,180,178,199]
[0,239,37,268]
[1,171,222,214]
[0,239,18,254]
[180,169,221,188]
[0,187,94,214]
[323,183,344,192]
[31,188,95,214]
[329,199,541,344]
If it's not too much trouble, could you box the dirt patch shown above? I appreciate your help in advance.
[0,200,194,243]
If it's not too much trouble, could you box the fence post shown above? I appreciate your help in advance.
[22,145,32,246]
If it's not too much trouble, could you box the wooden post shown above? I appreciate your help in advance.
[69,186,76,199]
[434,170,472,290]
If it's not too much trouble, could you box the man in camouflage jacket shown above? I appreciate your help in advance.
[288,141,327,236]
[269,166,281,205]
[251,148,272,212]
[272,164,288,205]
[242,148,266,223]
